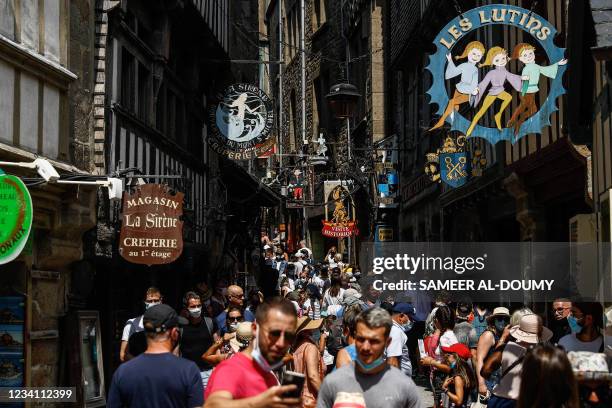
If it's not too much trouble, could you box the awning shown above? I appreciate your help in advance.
[220,159,280,207]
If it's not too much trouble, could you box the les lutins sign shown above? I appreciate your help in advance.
[119,184,184,265]
[0,170,33,265]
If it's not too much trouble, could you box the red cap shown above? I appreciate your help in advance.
[441,343,471,360]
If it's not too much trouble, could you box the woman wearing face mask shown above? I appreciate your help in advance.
[203,307,245,366]
[475,307,510,402]
[291,316,326,408]
[178,291,219,389]
[440,343,475,408]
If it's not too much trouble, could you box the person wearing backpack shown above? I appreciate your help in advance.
[179,291,219,391]
[120,287,163,362]
[481,314,553,408]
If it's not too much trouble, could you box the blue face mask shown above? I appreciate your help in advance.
[450,361,457,370]
[494,319,507,332]
[355,355,386,372]
[567,315,583,334]
[402,321,414,332]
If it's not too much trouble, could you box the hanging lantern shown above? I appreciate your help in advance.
[326,82,360,119]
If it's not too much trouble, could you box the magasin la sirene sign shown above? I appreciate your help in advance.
[426,4,567,144]
[0,170,33,265]
[119,184,184,265]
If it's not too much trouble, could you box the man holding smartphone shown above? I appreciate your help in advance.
[317,307,421,408]
[205,297,301,408]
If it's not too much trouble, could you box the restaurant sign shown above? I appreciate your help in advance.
[322,181,358,238]
[119,184,184,265]
[0,170,33,265]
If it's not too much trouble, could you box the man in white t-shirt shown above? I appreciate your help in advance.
[119,287,162,362]
[559,301,607,353]
[387,302,413,377]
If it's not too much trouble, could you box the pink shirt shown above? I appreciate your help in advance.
[204,352,279,400]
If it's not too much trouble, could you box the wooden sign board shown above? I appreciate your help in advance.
[119,184,184,265]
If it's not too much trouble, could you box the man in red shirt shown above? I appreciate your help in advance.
[204,297,300,408]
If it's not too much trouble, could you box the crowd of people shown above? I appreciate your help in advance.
[107,241,612,408]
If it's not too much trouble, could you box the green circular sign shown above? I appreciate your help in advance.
[0,172,33,265]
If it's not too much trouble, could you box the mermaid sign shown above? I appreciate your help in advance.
[426,4,567,144]
[207,84,275,160]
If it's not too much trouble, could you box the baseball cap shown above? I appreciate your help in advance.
[143,304,189,333]
[441,342,472,360]
[392,302,415,316]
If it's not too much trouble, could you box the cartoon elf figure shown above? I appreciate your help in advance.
[466,46,526,136]
[430,41,486,131]
[507,43,567,135]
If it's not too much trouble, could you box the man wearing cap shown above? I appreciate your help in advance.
[481,314,553,408]
[388,302,414,377]
[318,307,421,408]
[108,304,203,408]
[204,297,300,408]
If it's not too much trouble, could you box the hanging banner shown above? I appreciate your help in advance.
[0,171,33,265]
[322,181,358,238]
[426,4,567,144]
[119,184,184,265]
[207,83,275,160]
[375,135,399,208]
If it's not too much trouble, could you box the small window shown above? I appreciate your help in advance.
[121,49,136,112]
[313,0,327,31]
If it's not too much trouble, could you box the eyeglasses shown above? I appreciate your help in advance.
[228,316,244,322]
[265,328,296,344]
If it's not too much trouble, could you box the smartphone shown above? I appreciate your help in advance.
[418,339,427,358]
[282,370,305,398]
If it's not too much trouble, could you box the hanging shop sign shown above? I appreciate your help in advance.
[424,135,487,188]
[207,83,275,161]
[119,184,184,265]
[426,4,567,144]
[0,170,33,265]
[322,181,358,238]
[375,225,394,242]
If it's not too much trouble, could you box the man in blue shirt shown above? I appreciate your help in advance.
[215,285,255,331]
[108,304,203,408]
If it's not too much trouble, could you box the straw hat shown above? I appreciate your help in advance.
[296,316,323,335]
[509,314,552,344]
[230,322,253,352]
[487,307,510,323]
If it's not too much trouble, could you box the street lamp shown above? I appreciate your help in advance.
[325,82,360,119]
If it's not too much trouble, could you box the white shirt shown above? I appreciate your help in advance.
[121,316,143,342]
[559,333,605,353]
[388,321,412,376]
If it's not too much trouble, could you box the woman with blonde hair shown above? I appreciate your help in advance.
[467,46,525,136]
[430,40,486,131]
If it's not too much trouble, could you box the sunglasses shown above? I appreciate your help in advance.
[266,328,296,344]
[228,316,244,322]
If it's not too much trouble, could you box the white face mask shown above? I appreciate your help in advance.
[144,301,161,310]
[251,323,285,372]
[188,307,202,318]
[228,322,239,332]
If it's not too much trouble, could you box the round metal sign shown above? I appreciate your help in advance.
[207,83,275,160]
[0,171,33,265]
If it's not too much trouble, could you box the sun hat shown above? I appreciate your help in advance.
[441,342,472,360]
[343,288,362,299]
[296,316,323,335]
[509,314,553,343]
[230,322,254,352]
[487,306,510,322]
